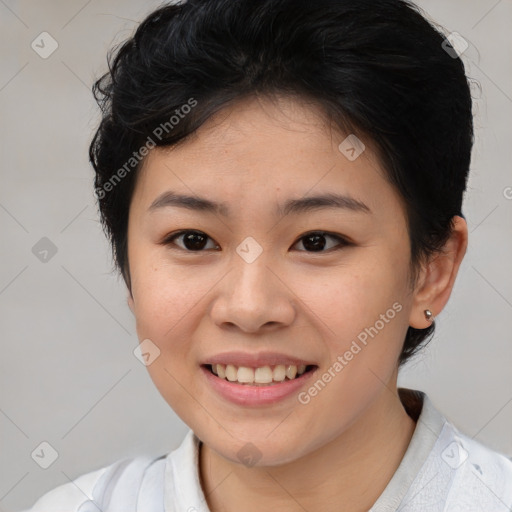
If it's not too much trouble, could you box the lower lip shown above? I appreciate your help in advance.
[201,365,317,406]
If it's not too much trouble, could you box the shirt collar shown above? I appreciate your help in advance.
[369,388,448,511]
[164,387,447,512]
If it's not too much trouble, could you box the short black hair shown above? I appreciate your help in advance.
[89,0,474,367]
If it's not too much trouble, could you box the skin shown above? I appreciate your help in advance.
[126,94,468,511]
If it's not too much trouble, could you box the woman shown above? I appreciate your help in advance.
[25,0,512,510]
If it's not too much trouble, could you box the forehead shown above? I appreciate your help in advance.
[130,95,402,220]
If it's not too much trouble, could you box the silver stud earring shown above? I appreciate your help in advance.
[424,309,434,322]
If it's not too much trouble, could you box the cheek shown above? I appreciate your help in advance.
[304,247,411,394]
[130,239,204,319]
[129,255,200,349]
[291,253,410,430]
[129,257,208,418]
[305,251,410,337]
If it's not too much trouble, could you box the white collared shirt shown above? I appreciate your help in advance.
[23,389,512,512]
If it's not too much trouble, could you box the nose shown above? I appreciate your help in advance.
[210,250,297,334]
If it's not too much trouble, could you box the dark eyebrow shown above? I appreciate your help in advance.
[148,190,371,217]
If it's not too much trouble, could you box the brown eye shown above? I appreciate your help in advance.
[163,230,219,251]
[162,230,351,254]
[293,231,351,253]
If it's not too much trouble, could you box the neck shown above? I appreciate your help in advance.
[199,383,417,512]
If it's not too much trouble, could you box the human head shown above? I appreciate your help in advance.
[89,0,473,375]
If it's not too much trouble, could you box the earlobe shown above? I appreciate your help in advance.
[423,309,434,323]
[408,216,468,329]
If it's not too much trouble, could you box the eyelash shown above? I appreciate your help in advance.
[160,230,352,254]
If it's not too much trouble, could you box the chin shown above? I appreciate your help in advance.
[197,422,316,468]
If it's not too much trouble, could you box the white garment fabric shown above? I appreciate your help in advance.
[23,388,512,512]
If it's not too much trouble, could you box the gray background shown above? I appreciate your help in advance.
[0,1,511,510]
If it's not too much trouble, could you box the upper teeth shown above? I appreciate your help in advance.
[211,364,307,384]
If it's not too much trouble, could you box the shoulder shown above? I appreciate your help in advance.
[23,465,108,512]
[398,390,512,511]
[24,455,164,512]
[455,426,512,483]
[443,423,512,509]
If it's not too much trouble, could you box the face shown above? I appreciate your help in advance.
[126,95,415,466]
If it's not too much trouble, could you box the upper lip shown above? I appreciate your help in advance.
[202,351,317,368]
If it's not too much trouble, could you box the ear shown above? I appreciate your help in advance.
[409,215,468,329]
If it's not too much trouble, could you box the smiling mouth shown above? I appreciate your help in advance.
[203,363,317,386]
